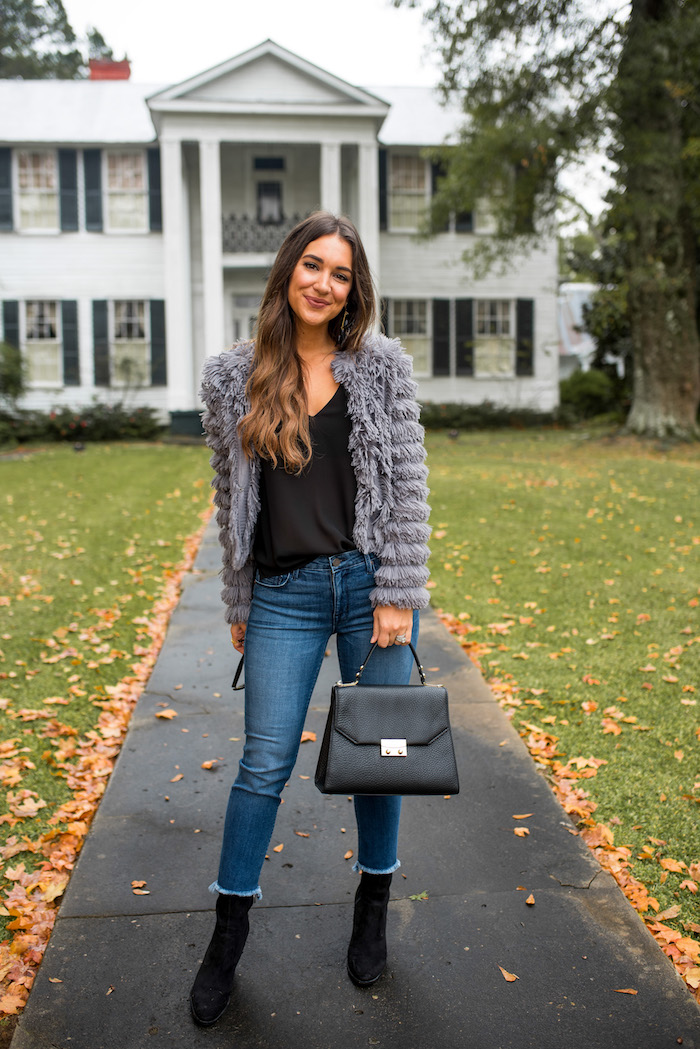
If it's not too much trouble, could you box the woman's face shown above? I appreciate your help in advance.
[287,234,353,332]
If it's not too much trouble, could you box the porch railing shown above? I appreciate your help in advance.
[222,214,302,254]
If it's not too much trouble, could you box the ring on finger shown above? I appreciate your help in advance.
[395,634,407,645]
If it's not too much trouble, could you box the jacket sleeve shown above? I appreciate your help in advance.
[200,367,255,625]
[369,349,431,610]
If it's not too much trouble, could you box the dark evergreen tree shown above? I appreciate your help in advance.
[0,0,115,79]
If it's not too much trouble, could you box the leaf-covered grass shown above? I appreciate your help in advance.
[425,430,699,945]
[0,444,212,952]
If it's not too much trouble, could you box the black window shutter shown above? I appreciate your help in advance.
[430,163,450,233]
[516,298,535,376]
[148,148,162,232]
[0,149,12,231]
[3,301,20,348]
[58,149,79,231]
[380,297,389,336]
[61,300,80,385]
[455,298,474,376]
[84,149,103,232]
[150,299,167,385]
[378,149,387,232]
[93,300,109,385]
[432,298,450,376]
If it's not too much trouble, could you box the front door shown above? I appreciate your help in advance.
[231,294,260,343]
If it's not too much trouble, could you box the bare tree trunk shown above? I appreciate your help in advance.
[617,0,700,439]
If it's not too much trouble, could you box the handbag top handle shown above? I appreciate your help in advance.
[354,641,427,686]
[231,655,245,691]
[233,641,428,692]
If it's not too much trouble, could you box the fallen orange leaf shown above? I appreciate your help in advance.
[0,989,27,1014]
[659,858,686,873]
[272,843,284,853]
[498,966,519,982]
[512,813,533,820]
[201,760,218,770]
[344,850,354,860]
[294,831,310,838]
[613,988,638,995]
[170,773,183,782]
[656,904,682,921]
[526,894,535,906]
[155,709,177,720]
[513,827,530,837]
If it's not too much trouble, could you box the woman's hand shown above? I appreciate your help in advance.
[230,622,246,655]
[371,605,413,649]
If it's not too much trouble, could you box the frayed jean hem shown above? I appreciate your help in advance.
[352,859,401,876]
[209,880,262,901]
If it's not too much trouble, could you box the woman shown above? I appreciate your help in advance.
[191,211,430,1027]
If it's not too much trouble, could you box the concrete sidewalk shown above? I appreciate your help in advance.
[11,521,700,1049]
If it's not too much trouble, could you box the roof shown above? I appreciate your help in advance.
[370,86,462,146]
[0,46,462,147]
[0,80,163,144]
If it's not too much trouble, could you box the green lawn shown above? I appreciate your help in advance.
[425,430,700,944]
[0,442,212,1015]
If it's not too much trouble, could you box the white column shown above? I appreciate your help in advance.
[357,142,380,305]
[161,137,193,410]
[320,142,342,215]
[199,139,225,364]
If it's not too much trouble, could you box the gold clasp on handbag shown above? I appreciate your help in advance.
[381,738,407,757]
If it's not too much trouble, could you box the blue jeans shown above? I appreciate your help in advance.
[212,550,419,898]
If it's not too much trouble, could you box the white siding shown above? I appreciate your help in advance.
[1,234,165,299]
[380,232,559,410]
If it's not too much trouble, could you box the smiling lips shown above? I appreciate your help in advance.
[304,295,331,309]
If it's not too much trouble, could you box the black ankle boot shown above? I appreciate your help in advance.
[190,893,254,1026]
[347,872,392,987]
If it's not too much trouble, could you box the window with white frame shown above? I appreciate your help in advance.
[474,299,514,376]
[113,300,148,385]
[106,151,148,231]
[17,151,59,230]
[388,155,428,231]
[392,300,430,374]
[25,301,61,384]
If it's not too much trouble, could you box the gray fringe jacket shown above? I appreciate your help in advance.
[200,333,431,624]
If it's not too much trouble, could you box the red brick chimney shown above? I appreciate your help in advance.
[89,58,131,81]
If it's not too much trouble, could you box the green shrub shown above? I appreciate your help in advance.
[419,400,557,431]
[559,368,622,420]
[0,402,165,445]
[0,341,26,410]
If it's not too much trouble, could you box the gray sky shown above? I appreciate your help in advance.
[61,0,442,88]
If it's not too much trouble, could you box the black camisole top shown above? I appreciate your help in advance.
[252,384,357,577]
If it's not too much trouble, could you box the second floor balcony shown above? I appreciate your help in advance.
[222,213,304,255]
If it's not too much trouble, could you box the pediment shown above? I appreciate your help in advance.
[148,40,387,112]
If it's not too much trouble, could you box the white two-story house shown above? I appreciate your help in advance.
[0,40,559,421]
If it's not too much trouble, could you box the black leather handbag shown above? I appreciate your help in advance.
[315,642,459,796]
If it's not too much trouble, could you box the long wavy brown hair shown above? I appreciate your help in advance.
[238,211,376,474]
